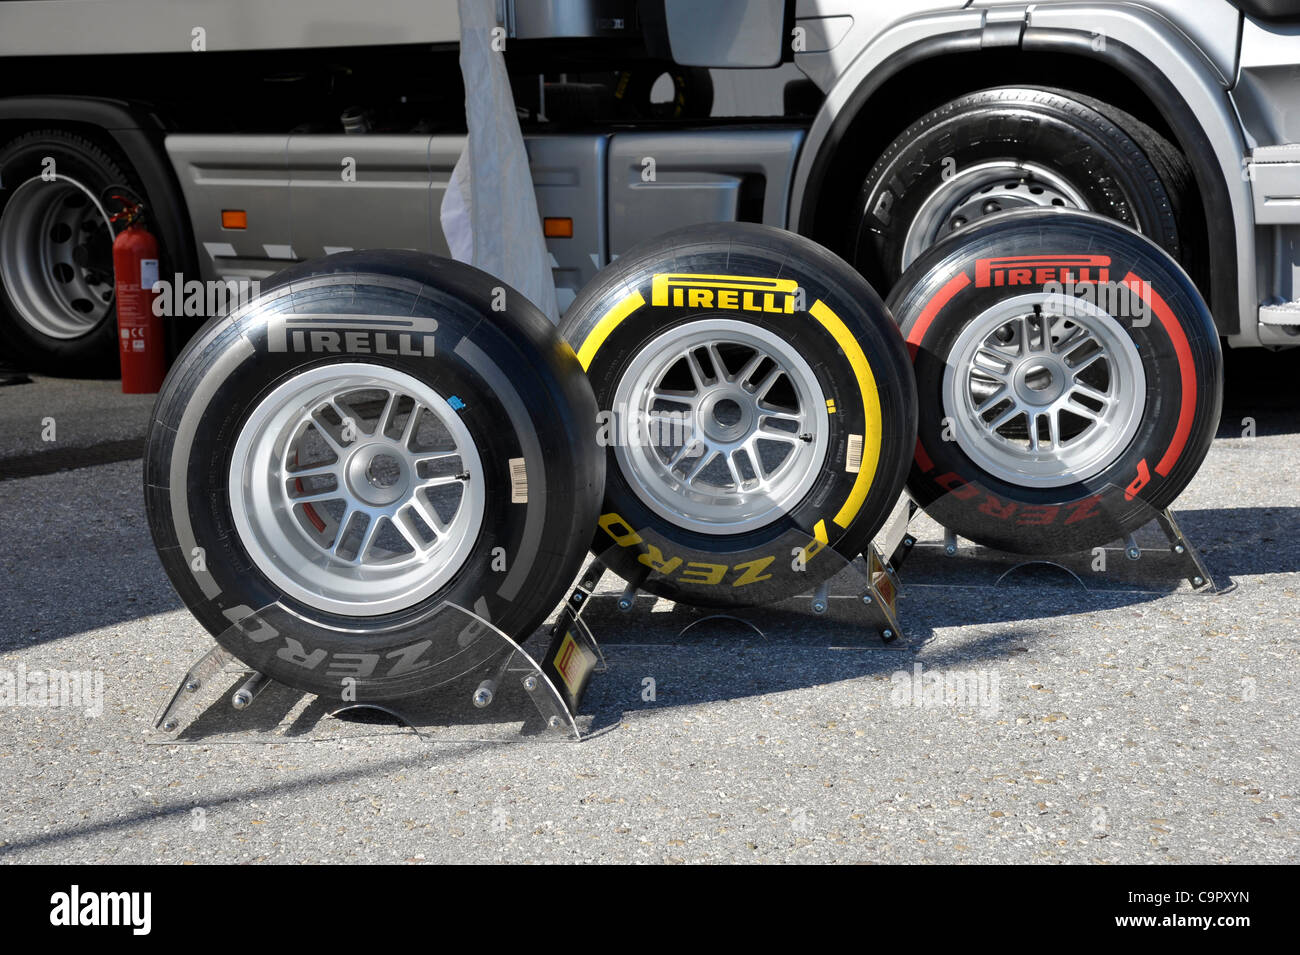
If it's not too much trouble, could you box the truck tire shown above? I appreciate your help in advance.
[0,129,142,376]
[145,251,604,701]
[612,64,714,120]
[887,209,1222,555]
[852,87,1183,292]
[561,223,916,607]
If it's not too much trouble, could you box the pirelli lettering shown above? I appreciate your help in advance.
[265,313,439,356]
[974,255,1111,289]
[651,273,799,314]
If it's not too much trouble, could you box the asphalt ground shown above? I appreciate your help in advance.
[0,347,1296,864]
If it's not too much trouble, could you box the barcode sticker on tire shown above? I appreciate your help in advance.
[509,457,528,503]
[846,434,863,474]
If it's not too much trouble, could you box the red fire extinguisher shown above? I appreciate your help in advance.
[109,193,166,394]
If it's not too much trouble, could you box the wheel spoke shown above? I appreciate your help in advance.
[410,495,447,538]
[985,402,1023,432]
[352,514,383,563]
[331,508,358,555]
[393,509,427,553]
[735,351,765,386]
[754,366,783,400]
[973,385,1008,412]
[376,390,398,437]
[757,419,800,443]
[399,401,423,448]
[289,487,342,505]
[285,461,340,480]
[685,449,715,484]
[685,351,710,390]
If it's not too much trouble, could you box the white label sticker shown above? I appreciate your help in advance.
[508,457,528,503]
[140,258,160,289]
[846,434,863,474]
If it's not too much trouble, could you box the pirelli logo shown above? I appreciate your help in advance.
[651,273,799,314]
[265,313,438,356]
[975,255,1111,288]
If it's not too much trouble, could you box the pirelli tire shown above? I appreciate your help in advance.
[560,223,917,608]
[887,209,1222,556]
[144,251,603,701]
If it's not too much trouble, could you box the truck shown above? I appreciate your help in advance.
[0,0,1296,375]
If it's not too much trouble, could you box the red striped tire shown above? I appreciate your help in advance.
[885,209,1221,555]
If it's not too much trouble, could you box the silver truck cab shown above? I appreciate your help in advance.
[0,0,1297,371]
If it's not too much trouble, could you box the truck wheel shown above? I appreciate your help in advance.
[887,209,1221,555]
[852,88,1183,291]
[0,129,139,376]
[561,223,916,607]
[145,251,604,701]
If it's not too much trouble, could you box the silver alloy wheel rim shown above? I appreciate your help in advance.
[942,292,1146,489]
[611,319,829,535]
[0,175,117,339]
[228,362,485,616]
[901,161,1091,272]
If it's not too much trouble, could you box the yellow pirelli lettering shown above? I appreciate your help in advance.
[811,298,884,530]
[577,291,646,371]
[651,273,799,313]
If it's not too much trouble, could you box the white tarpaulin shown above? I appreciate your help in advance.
[440,0,559,323]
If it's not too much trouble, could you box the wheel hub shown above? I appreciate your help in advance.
[942,292,1147,489]
[347,445,411,506]
[610,319,829,535]
[0,174,116,339]
[228,363,485,616]
[901,160,1090,272]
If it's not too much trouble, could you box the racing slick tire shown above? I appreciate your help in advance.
[886,209,1222,556]
[144,251,604,700]
[560,223,917,607]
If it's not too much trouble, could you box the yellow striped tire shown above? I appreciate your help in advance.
[561,223,916,608]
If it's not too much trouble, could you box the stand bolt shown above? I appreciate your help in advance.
[812,599,827,614]
[617,597,633,611]
[522,674,538,692]
[1174,544,1186,554]
[861,594,872,605]
[1192,576,1205,587]
[473,681,496,708]
[162,719,178,732]
[882,629,894,641]
[184,680,200,693]
[548,715,561,729]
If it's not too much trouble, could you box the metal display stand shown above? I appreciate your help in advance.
[151,601,605,743]
[568,497,917,648]
[151,490,1215,743]
[888,489,1218,594]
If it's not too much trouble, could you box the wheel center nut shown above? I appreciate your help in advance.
[1015,359,1066,405]
[347,445,409,506]
[699,390,754,442]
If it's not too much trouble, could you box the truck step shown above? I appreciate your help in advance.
[1251,145,1300,225]
[1260,301,1300,326]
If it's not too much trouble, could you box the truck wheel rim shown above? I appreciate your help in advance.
[942,292,1146,489]
[0,175,116,339]
[611,319,829,535]
[228,362,486,616]
[901,161,1090,272]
